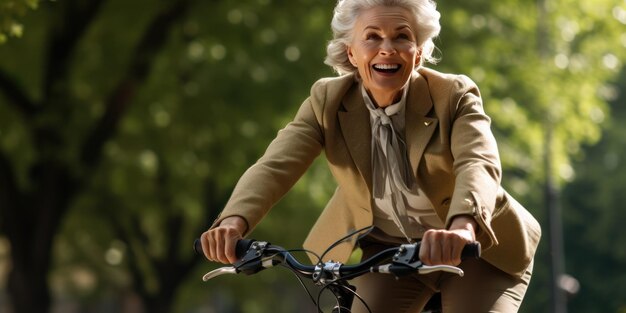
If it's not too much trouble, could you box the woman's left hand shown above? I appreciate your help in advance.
[419,215,478,266]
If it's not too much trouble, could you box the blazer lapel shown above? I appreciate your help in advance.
[338,71,438,193]
[338,84,373,192]
[406,71,438,179]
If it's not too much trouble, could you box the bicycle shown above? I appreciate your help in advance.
[194,229,480,313]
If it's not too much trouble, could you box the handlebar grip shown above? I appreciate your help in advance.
[461,242,481,260]
[236,239,255,259]
[193,238,256,259]
[194,238,203,255]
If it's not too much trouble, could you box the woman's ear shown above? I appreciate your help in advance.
[415,47,423,65]
[347,46,357,67]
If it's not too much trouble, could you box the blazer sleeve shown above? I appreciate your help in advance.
[446,75,501,247]
[211,80,329,235]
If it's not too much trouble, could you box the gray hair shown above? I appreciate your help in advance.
[325,0,441,75]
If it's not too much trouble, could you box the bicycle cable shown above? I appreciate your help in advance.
[315,278,373,313]
[279,248,324,311]
[319,225,374,261]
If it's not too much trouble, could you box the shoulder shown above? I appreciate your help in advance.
[310,73,358,104]
[415,67,482,114]
[416,67,479,96]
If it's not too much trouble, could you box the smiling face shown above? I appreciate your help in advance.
[347,6,421,107]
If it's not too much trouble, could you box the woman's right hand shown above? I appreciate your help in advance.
[200,216,247,264]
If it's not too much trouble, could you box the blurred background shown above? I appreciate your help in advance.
[0,0,624,312]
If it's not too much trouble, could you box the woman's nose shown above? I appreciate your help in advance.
[379,40,396,55]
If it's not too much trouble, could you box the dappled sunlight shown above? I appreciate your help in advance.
[0,0,624,312]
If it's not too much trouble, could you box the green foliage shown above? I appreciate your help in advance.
[0,0,625,312]
[434,1,625,312]
[0,0,38,43]
[436,0,625,193]
[1,0,337,311]
[560,68,626,313]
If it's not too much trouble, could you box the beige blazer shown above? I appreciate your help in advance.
[214,67,541,278]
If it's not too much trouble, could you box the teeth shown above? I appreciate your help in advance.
[374,64,400,70]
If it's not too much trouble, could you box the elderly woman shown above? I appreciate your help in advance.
[200,0,541,312]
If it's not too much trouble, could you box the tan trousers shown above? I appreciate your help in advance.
[349,238,533,313]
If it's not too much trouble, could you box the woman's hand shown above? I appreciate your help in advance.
[419,215,478,266]
[200,216,247,264]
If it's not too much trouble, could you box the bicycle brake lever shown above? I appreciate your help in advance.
[202,266,238,281]
[418,264,464,277]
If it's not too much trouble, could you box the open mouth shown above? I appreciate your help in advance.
[372,63,401,74]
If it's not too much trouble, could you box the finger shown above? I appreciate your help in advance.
[442,231,469,265]
[214,229,229,264]
[419,243,429,265]
[420,230,442,265]
[430,231,443,265]
[450,237,464,265]
[200,231,213,261]
[419,231,432,265]
[224,231,239,264]
[441,233,453,264]
[449,233,465,265]
[450,229,474,265]
[209,230,221,263]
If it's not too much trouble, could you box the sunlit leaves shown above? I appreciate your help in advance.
[560,69,626,312]
[1,0,624,311]
[437,0,626,190]
[0,0,38,43]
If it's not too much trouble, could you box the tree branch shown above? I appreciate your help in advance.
[0,68,37,118]
[0,150,23,244]
[43,0,106,99]
[80,0,192,169]
[109,214,151,300]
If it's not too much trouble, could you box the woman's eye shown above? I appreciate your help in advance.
[366,33,381,40]
[397,33,411,40]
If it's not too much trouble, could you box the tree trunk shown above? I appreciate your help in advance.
[3,162,75,313]
[8,265,51,313]
[0,1,193,312]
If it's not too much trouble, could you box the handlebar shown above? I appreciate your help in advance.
[194,238,480,261]
[194,238,480,281]
[196,238,480,313]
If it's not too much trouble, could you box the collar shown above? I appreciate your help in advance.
[361,81,410,118]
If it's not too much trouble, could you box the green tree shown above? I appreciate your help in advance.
[1,0,624,312]
[0,0,38,43]
[1,0,336,312]
[0,0,194,311]
[434,1,625,311]
[436,0,624,190]
[560,67,626,313]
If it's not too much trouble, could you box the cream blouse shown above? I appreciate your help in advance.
[362,83,445,240]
